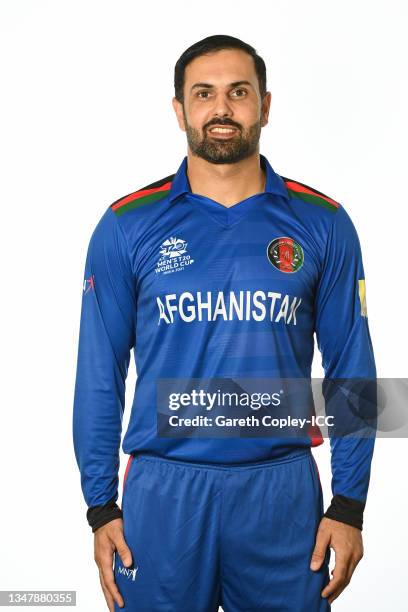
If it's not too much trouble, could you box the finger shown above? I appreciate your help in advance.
[114,534,133,568]
[328,582,349,605]
[100,564,125,610]
[99,558,125,609]
[327,560,356,604]
[321,558,350,599]
[310,528,330,571]
[349,550,363,575]
[99,570,116,612]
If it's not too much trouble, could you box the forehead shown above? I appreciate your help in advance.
[184,49,257,87]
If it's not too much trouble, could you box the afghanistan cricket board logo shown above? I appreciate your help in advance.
[267,236,304,273]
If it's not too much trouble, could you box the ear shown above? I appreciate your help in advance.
[260,91,272,128]
[172,97,186,132]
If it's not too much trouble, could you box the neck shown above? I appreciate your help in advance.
[186,148,266,207]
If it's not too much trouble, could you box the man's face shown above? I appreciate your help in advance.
[173,49,271,165]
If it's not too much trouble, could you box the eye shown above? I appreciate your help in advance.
[196,90,211,99]
[231,88,247,97]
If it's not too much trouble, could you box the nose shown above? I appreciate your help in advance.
[211,92,234,118]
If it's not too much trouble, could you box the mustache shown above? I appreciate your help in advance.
[205,119,241,130]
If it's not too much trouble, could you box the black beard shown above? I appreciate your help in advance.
[183,114,262,165]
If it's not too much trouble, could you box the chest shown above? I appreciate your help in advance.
[131,203,323,327]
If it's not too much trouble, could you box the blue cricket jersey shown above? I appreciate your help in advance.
[73,153,376,530]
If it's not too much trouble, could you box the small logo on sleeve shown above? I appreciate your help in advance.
[358,279,367,316]
[267,237,304,273]
[83,274,95,294]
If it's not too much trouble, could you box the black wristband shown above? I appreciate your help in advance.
[324,494,365,530]
[87,497,123,533]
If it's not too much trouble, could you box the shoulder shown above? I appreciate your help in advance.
[88,172,177,261]
[280,175,342,215]
[94,172,177,260]
[278,174,361,251]
[109,173,176,218]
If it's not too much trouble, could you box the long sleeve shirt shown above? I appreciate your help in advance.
[72,153,376,532]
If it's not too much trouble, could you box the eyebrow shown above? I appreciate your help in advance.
[190,80,253,92]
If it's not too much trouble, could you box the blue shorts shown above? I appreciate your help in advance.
[114,448,331,611]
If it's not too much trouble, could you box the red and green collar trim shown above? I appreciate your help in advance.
[111,162,341,217]
[111,174,175,216]
[281,176,340,212]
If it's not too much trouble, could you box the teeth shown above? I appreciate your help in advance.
[210,127,235,134]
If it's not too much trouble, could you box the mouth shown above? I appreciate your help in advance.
[207,125,239,139]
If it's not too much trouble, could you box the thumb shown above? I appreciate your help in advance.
[115,534,133,567]
[310,527,330,571]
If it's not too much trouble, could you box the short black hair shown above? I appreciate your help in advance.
[174,34,267,104]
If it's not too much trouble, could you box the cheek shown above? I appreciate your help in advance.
[244,106,262,124]
[188,103,207,121]
[227,104,259,128]
[186,108,209,132]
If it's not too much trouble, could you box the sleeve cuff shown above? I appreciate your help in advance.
[324,494,366,530]
[86,497,123,533]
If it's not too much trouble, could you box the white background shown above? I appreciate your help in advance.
[1,1,407,610]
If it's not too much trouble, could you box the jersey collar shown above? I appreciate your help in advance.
[168,153,288,203]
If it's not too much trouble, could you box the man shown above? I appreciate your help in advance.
[73,35,376,611]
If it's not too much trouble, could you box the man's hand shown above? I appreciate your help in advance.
[94,518,133,611]
[310,517,364,605]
